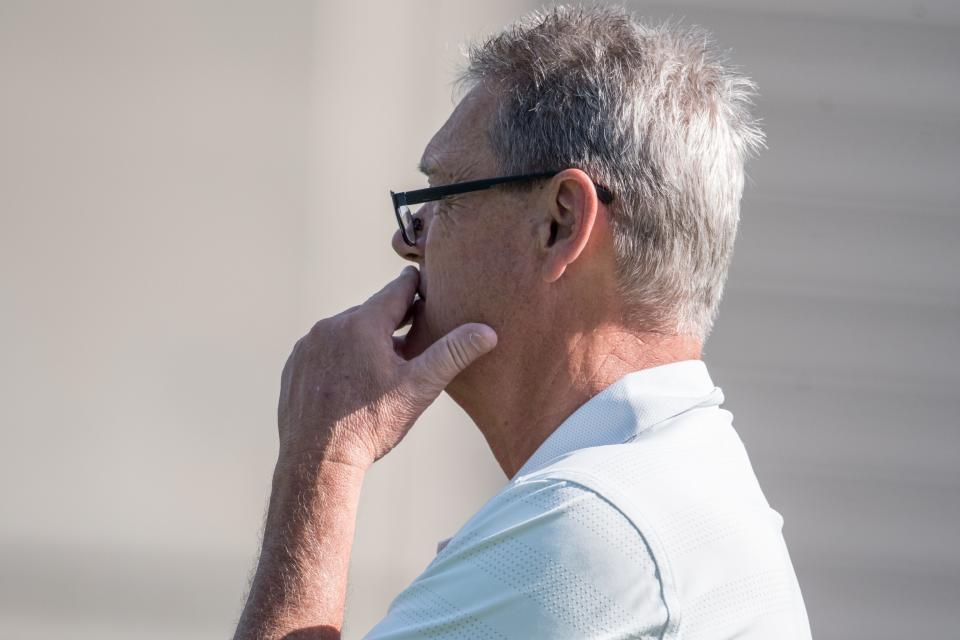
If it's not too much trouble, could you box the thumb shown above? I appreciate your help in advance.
[409,323,498,398]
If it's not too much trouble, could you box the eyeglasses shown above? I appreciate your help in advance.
[390,171,615,246]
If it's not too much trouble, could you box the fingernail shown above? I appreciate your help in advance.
[470,331,496,350]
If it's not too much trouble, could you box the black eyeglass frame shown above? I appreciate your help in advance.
[390,171,614,246]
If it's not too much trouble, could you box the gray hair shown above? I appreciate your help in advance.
[456,4,766,342]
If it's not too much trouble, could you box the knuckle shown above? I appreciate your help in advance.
[342,310,366,334]
[445,338,471,372]
[289,334,310,362]
[292,334,306,352]
[395,374,427,414]
[308,317,332,337]
[338,309,375,341]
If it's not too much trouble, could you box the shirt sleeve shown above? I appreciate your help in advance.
[361,477,669,639]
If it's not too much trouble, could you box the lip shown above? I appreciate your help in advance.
[411,296,426,320]
[399,295,424,329]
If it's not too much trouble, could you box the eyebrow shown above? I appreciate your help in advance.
[418,156,456,182]
[417,160,438,177]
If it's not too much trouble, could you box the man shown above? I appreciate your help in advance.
[235,5,811,639]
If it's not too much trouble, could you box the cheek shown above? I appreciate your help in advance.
[467,250,534,325]
[427,203,536,321]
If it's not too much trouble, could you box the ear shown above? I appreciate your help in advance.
[537,168,600,283]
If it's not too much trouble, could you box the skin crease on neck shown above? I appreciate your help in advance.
[391,82,703,479]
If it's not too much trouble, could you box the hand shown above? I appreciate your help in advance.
[276,266,498,470]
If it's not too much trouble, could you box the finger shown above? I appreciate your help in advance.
[397,299,415,329]
[407,323,498,399]
[365,266,420,330]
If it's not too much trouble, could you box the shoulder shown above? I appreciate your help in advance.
[440,477,663,577]
[365,477,669,639]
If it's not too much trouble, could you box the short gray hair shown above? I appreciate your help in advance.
[457,4,766,342]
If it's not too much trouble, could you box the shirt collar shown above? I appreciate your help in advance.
[510,358,725,482]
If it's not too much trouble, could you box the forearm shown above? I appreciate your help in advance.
[235,265,496,638]
[234,457,367,640]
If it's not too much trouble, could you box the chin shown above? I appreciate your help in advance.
[399,301,433,360]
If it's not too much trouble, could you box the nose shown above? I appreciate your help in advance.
[391,206,428,263]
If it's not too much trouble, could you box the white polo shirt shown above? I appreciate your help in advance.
[363,359,812,639]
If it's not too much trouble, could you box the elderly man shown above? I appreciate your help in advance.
[235,5,811,639]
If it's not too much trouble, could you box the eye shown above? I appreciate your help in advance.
[440,195,461,209]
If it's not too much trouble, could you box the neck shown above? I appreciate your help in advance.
[446,323,702,478]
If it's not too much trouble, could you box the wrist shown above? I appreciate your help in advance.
[239,448,367,640]
[262,455,367,555]
[272,453,370,492]
[276,439,374,476]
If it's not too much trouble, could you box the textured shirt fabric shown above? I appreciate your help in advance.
[363,359,812,639]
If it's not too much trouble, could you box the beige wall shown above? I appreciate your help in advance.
[1,1,958,638]
[1,2,313,637]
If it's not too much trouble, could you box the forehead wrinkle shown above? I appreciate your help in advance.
[417,91,498,185]
[420,149,480,184]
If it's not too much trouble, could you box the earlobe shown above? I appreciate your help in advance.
[543,253,568,283]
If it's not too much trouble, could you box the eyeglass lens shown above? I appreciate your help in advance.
[398,205,417,245]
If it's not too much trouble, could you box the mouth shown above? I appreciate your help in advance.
[410,289,426,318]
[408,274,426,322]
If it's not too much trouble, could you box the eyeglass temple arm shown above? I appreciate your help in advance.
[397,172,558,206]
[394,171,613,207]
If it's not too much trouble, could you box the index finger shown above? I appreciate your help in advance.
[363,266,420,330]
